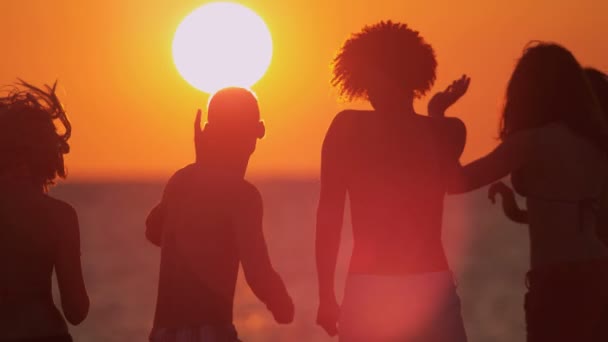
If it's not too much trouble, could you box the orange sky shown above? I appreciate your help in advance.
[1,0,607,181]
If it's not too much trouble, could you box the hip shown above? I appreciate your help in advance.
[339,271,467,342]
[150,325,240,342]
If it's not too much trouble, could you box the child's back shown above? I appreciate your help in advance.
[0,188,81,340]
[148,88,293,341]
[0,81,88,341]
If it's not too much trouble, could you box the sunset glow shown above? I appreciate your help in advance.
[172,2,273,94]
[1,1,606,180]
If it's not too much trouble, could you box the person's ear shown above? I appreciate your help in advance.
[257,120,266,139]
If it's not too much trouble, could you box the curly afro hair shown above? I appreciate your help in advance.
[331,21,437,101]
[0,80,71,190]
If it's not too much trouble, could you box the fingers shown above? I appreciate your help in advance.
[488,191,497,204]
[488,184,498,204]
[194,108,203,137]
[462,75,471,93]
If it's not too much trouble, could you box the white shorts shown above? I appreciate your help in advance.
[339,271,467,342]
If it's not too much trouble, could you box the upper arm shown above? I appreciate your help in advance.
[233,185,272,272]
[448,129,534,194]
[54,203,89,325]
[146,171,182,246]
[440,117,467,162]
[232,184,293,316]
[435,117,467,175]
[316,113,349,294]
[146,203,165,246]
[319,112,349,206]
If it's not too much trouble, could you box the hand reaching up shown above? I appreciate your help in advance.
[428,75,471,117]
[194,109,206,163]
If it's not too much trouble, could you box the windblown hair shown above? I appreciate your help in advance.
[0,81,71,190]
[500,42,608,152]
[331,21,437,101]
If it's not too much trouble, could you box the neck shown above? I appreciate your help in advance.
[0,174,43,195]
[197,156,249,179]
[371,97,416,115]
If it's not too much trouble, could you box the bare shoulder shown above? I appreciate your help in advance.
[43,196,79,227]
[168,163,198,185]
[234,181,263,209]
[46,196,77,221]
[435,117,466,153]
[228,181,263,231]
[331,109,371,128]
[163,163,199,194]
[431,116,466,137]
[325,110,372,144]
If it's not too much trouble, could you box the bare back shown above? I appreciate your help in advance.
[513,123,608,267]
[0,187,86,339]
[152,164,292,328]
[325,110,465,275]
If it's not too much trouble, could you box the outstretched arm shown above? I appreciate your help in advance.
[315,114,348,337]
[234,186,294,324]
[488,181,528,224]
[447,129,534,194]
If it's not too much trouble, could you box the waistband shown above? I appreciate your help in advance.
[150,324,240,342]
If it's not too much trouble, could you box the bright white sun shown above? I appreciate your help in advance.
[172,2,273,94]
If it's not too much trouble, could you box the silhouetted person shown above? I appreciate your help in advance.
[316,21,468,341]
[146,88,294,342]
[0,81,89,342]
[447,43,608,342]
[489,67,608,242]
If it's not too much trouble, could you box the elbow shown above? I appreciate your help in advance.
[63,296,89,325]
[145,215,163,246]
[145,226,161,246]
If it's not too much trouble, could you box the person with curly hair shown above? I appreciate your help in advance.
[446,43,608,341]
[0,81,89,342]
[316,21,468,341]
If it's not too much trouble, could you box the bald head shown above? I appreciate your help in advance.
[208,87,260,126]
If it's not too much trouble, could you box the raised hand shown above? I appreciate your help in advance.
[317,297,340,336]
[428,75,471,117]
[194,109,206,163]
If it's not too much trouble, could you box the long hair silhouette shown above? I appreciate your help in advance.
[500,42,608,152]
[0,80,87,342]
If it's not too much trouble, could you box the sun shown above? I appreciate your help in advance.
[172,2,273,94]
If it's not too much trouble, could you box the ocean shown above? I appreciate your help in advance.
[49,180,529,342]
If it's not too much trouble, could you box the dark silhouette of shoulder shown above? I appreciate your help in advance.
[432,116,466,161]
